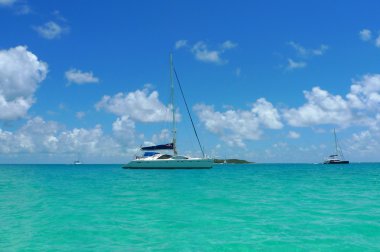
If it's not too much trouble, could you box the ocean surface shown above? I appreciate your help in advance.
[1,163,380,251]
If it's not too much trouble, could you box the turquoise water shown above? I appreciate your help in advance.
[1,163,380,251]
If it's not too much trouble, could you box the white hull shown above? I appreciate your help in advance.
[123,158,213,169]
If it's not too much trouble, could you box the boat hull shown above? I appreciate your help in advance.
[123,159,214,169]
[323,160,349,164]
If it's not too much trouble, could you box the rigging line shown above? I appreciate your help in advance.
[173,66,205,158]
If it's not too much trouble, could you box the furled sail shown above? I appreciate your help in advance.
[141,143,174,151]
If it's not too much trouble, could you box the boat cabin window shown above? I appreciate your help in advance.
[157,154,172,159]
[171,156,189,160]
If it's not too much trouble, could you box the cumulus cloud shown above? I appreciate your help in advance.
[65,68,99,85]
[0,116,140,162]
[347,74,380,110]
[152,128,171,144]
[288,131,300,139]
[112,116,136,145]
[0,117,125,154]
[96,88,180,122]
[0,117,59,153]
[283,74,380,127]
[283,87,352,127]
[251,98,283,129]
[192,41,224,64]
[34,21,69,39]
[182,40,237,64]
[194,98,282,147]
[0,45,48,120]
[359,29,372,41]
[346,130,380,159]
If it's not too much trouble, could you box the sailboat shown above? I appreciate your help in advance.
[73,153,82,165]
[73,160,82,165]
[123,55,214,169]
[323,129,349,164]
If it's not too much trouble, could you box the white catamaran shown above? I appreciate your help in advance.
[323,129,349,164]
[123,55,213,169]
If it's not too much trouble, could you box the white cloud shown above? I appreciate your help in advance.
[358,29,380,48]
[58,125,118,155]
[65,68,99,85]
[346,130,380,158]
[192,41,223,64]
[347,74,380,110]
[76,111,85,119]
[221,40,237,50]
[0,0,30,14]
[376,35,380,48]
[6,117,125,156]
[283,87,352,127]
[112,116,136,145]
[0,118,139,163]
[152,128,171,144]
[96,88,180,122]
[283,74,380,128]
[251,98,283,129]
[284,42,327,71]
[287,58,307,70]
[194,98,282,147]
[191,40,237,64]
[0,117,59,153]
[288,131,300,139]
[288,41,328,57]
[34,21,68,40]
[359,29,372,41]
[288,41,307,56]
[175,40,188,49]
[0,0,16,6]
[195,103,258,147]
[0,46,48,120]
[312,45,329,56]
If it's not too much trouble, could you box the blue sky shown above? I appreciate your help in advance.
[1,0,380,163]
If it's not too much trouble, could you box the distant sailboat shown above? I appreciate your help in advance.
[123,54,213,169]
[323,129,349,164]
[73,153,82,165]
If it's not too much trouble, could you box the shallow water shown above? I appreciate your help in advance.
[1,163,379,251]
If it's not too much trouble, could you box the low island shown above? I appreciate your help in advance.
[213,159,253,164]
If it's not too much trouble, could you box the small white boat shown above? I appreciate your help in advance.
[73,160,82,165]
[123,54,213,169]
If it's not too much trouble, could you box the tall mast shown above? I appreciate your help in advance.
[170,53,177,156]
[334,128,338,156]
